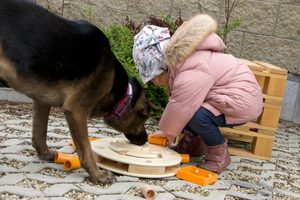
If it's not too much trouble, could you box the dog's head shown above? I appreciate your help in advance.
[104,78,152,146]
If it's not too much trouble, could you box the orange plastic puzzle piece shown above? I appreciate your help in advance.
[180,154,190,164]
[54,152,80,171]
[147,135,167,146]
[176,166,218,186]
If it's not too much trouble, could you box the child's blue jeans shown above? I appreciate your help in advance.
[184,107,240,146]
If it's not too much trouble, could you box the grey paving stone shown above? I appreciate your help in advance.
[43,184,80,197]
[5,132,32,138]
[47,132,70,139]
[5,154,39,162]
[0,145,34,153]
[230,156,242,163]
[204,180,235,190]
[26,173,88,183]
[272,188,300,199]
[1,103,300,199]
[0,165,19,173]
[117,175,139,182]
[48,126,69,132]
[47,140,69,148]
[155,193,176,200]
[0,132,6,137]
[4,119,30,125]
[0,174,26,185]
[87,127,99,133]
[57,146,76,154]
[95,194,144,200]
[172,190,217,200]
[261,163,276,170]
[77,182,165,195]
[0,186,44,197]
[21,163,64,173]
[163,180,233,191]
[7,124,31,132]
[0,139,25,146]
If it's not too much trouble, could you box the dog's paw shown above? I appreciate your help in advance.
[91,169,117,185]
[38,151,55,161]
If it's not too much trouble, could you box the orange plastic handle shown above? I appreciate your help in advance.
[180,154,190,164]
[54,152,77,164]
[147,135,167,146]
[55,153,80,171]
[64,156,80,171]
[176,166,218,186]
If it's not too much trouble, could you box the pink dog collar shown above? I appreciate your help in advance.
[104,83,133,121]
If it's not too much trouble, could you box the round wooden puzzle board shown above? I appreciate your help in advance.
[91,138,181,178]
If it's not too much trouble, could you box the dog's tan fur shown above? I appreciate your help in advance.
[0,44,150,184]
[0,0,152,184]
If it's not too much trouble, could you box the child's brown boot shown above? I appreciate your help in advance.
[198,139,231,173]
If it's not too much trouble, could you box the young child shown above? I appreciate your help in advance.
[133,14,263,173]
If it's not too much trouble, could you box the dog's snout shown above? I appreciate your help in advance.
[124,132,147,146]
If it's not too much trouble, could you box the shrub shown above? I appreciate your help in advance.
[101,17,180,112]
[102,13,241,116]
[102,24,139,79]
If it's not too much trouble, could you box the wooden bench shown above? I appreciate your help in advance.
[221,60,288,160]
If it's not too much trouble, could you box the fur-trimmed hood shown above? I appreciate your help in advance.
[158,15,263,138]
[164,14,219,68]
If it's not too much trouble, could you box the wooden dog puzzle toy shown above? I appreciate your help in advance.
[91,138,182,178]
[55,152,80,171]
[176,166,218,186]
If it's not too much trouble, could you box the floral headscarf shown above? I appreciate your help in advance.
[133,25,171,84]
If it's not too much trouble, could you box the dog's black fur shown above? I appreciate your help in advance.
[0,0,151,184]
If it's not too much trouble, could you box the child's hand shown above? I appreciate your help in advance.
[151,130,176,147]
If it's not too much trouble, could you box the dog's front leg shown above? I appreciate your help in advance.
[32,100,55,161]
[63,107,116,184]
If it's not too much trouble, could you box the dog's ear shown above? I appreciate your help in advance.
[137,99,151,116]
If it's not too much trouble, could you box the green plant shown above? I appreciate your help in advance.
[81,7,96,23]
[102,24,136,76]
[102,14,185,114]
[144,83,168,111]
[146,15,183,36]
[218,0,241,45]
[217,18,241,42]
[102,23,168,112]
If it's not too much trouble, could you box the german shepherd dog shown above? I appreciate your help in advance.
[0,0,152,184]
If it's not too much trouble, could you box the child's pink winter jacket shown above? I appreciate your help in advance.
[159,14,263,138]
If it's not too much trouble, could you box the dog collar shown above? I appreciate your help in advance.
[104,83,133,121]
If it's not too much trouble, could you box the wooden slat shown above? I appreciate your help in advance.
[252,70,287,78]
[229,147,271,160]
[220,127,274,139]
[251,132,275,157]
[239,59,264,71]
[263,103,282,109]
[223,133,253,143]
[263,94,283,101]
[242,122,277,132]
[264,99,282,106]
[253,61,288,75]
